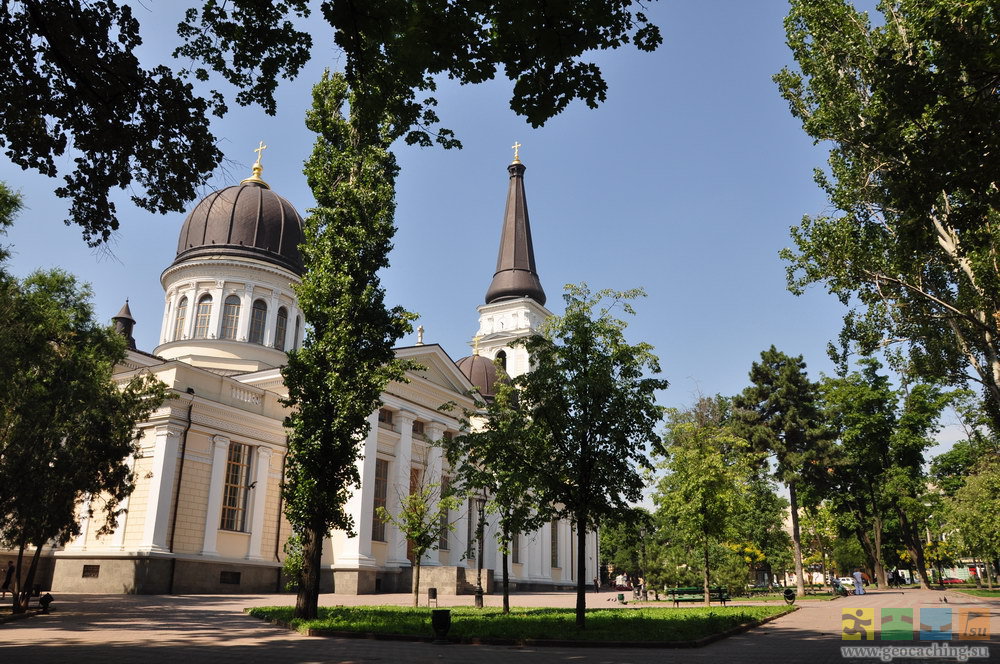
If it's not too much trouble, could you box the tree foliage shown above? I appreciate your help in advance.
[0,263,168,612]
[516,284,667,628]
[6,0,661,244]
[733,346,834,596]
[375,481,461,607]
[775,0,1000,428]
[442,365,550,613]
[280,72,416,620]
[654,396,758,604]
[945,460,1000,587]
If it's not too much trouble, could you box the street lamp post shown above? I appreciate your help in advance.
[475,492,487,608]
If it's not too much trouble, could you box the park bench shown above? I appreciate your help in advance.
[668,586,730,606]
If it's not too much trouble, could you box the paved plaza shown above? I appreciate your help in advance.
[1,587,997,663]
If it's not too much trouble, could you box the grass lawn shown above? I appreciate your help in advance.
[951,588,1000,598]
[246,604,795,643]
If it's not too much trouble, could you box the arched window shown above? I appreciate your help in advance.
[249,299,267,344]
[274,306,288,350]
[221,295,241,340]
[172,296,188,340]
[495,350,507,371]
[194,294,212,338]
[294,315,301,350]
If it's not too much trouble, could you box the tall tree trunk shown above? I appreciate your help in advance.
[412,558,421,607]
[972,559,983,588]
[502,547,510,614]
[788,481,806,597]
[575,521,588,629]
[702,534,711,606]
[14,541,42,614]
[894,507,931,589]
[873,516,887,588]
[985,561,994,590]
[295,525,323,620]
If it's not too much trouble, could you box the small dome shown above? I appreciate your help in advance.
[456,354,498,399]
[173,182,305,275]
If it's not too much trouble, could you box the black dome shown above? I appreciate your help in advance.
[456,355,498,400]
[173,182,305,275]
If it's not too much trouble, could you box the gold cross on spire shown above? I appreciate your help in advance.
[473,335,481,355]
[511,141,522,164]
[241,140,271,188]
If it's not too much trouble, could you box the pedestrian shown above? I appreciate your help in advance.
[852,568,866,595]
[1,560,14,599]
[593,576,600,593]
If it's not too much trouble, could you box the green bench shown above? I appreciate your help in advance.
[668,586,730,606]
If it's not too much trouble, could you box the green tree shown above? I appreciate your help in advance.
[654,396,757,604]
[775,0,1000,429]
[280,72,417,620]
[7,1,660,243]
[375,481,462,607]
[516,284,668,628]
[442,367,550,613]
[599,507,654,583]
[733,346,834,597]
[0,268,168,613]
[931,393,1000,497]
[946,460,1000,589]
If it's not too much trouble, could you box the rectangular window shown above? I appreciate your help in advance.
[172,298,188,340]
[412,421,424,436]
[438,475,450,551]
[378,408,394,430]
[221,297,240,340]
[220,442,252,531]
[82,565,100,578]
[194,297,212,338]
[372,458,389,542]
[551,519,559,568]
[512,533,520,564]
[220,571,242,585]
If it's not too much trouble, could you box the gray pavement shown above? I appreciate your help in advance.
[0,587,997,663]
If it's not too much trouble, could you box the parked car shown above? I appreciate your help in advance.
[941,577,965,584]
[837,577,855,586]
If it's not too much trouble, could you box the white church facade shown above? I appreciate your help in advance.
[42,151,599,595]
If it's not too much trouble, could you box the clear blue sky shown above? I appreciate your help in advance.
[6,1,960,445]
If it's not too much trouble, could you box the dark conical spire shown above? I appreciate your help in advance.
[484,156,546,306]
[112,299,137,350]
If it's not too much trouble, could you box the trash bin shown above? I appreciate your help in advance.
[428,587,438,607]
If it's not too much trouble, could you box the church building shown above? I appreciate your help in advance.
[44,149,599,595]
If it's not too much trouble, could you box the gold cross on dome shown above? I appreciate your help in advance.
[253,141,268,166]
[511,141,522,163]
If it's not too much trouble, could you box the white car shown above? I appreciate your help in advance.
[837,576,855,586]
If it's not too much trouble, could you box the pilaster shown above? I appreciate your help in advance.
[140,424,184,553]
[339,411,380,569]
[247,445,273,560]
[201,435,230,556]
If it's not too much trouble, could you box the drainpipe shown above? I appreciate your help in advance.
[167,388,195,594]
[274,442,288,592]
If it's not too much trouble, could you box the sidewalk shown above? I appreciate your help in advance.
[0,587,996,663]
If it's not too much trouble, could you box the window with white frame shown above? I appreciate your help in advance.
[173,296,188,340]
[194,294,213,338]
[550,519,559,568]
[274,306,288,350]
[249,299,267,344]
[220,442,253,531]
[221,295,241,340]
[371,458,389,542]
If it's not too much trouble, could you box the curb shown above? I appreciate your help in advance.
[248,605,798,649]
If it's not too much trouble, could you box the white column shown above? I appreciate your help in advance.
[387,410,415,567]
[265,294,280,347]
[185,286,201,339]
[422,422,446,566]
[201,435,230,556]
[206,281,225,339]
[247,446,273,560]
[339,411,379,569]
[111,454,136,550]
[141,424,183,553]
[237,284,255,341]
[159,291,175,344]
